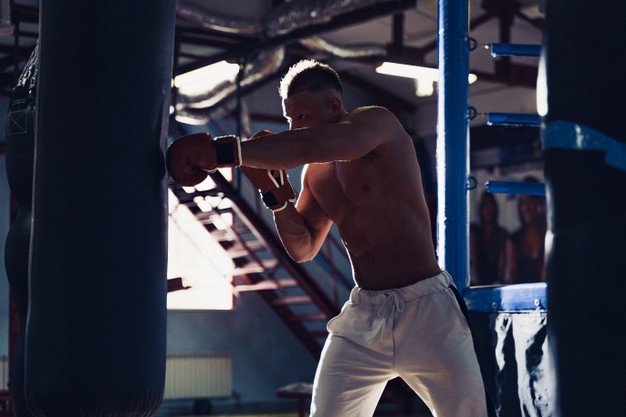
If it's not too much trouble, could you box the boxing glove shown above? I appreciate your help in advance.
[166,132,241,186]
[241,130,296,212]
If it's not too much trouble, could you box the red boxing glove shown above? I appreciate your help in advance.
[166,132,241,186]
[240,130,296,212]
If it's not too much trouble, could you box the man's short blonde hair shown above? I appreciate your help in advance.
[279,59,343,100]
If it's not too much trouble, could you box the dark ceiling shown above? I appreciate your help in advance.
[0,0,544,122]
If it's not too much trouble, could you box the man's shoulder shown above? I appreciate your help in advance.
[348,105,391,117]
[345,105,400,128]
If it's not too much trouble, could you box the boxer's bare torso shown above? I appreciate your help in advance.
[241,89,441,290]
[303,150,439,290]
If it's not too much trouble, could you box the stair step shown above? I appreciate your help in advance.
[234,281,280,292]
[272,295,312,306]
[232,259,279,275]
[177,187,220,198]
[221,240,265,258]
[289,312,328,322]
[197,215,249,234]
[232,265,264,275]
[212,206,235,216]
[276,278,298,288]
[195,211,217,221]
[206,228,231,240]
[234,277,298,292]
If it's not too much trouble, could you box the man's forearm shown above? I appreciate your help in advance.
[273,205,319,262]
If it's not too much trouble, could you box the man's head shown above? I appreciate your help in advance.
[279,59,343,100]
[280,59,346,129]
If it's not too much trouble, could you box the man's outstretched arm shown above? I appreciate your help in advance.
[165,106,402,185]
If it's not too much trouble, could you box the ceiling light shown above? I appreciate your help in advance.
[376,62,438,79]
[173,60,240,95]
[375,62,477,97]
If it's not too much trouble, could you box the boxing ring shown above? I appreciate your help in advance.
[438,0,626,416]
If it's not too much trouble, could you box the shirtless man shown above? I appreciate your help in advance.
[166,59,492,417]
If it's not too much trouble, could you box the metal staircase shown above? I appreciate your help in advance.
[168,168,353,357]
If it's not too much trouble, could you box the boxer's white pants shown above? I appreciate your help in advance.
[310,271,490,417]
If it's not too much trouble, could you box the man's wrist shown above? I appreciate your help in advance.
[214,135,242,167]
[272,199,295,213]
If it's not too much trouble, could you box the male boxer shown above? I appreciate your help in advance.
[167,59,492,417]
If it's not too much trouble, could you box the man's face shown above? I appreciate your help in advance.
[282,89,333,130]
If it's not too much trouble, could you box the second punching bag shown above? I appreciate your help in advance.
[24,1,175,417]
[5,44,38,417]
[541,1,626,417]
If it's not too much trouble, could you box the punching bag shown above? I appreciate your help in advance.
[24,1,175,417]
[540,1,626,416]
[4,44,38,417]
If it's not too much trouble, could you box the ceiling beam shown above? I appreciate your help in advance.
[174,0,417,76]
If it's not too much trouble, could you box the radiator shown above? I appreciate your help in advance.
[164,353,232,399]
[0,355,7,390]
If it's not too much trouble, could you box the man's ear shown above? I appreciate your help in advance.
[329,95,342,116]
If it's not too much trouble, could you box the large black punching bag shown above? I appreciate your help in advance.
[4,45,38,417]
[24,1,175,417]
[540,1,626,417]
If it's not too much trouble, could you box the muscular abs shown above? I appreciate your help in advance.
[307,158,440,290]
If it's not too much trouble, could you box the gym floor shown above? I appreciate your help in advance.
[163,389,434,417]
[173,405,435,417]
[177,412,431,417]
[175,404,435,417]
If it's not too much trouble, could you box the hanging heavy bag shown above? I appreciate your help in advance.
[24,1,175,416]
[4,45,38,417]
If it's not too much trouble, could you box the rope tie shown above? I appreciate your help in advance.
[377,290,405,341]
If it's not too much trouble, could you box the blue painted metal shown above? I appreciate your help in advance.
[437,0,549,312]
[543,120,626,172]
[437,0,470,292]
[490,43,541,57]
[464,283,548,312]
[487,112,541,127]
[486,180,546,196]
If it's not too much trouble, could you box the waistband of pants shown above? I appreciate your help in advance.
[349,270,453,306]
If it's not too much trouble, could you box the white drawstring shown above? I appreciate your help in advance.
[377,290,405,341]
[378,290,405,318]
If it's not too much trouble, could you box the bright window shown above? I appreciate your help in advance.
[167,189,234,310]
